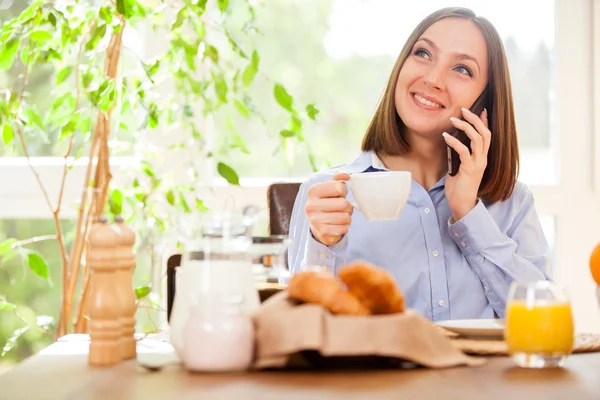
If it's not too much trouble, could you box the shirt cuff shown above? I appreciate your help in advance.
[447,199,506,257]
[303,233,348,273]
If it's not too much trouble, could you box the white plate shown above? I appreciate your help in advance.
[436,319,505,339]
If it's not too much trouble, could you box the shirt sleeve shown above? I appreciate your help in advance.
[288,182,349,274]
[447,184,551,317]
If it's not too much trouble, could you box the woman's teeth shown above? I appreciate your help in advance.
[414,94,442,108]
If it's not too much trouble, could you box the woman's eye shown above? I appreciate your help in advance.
[455,65,473,77]
[413,48,430,59]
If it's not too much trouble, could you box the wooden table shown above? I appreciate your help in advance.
[1,335,600,400]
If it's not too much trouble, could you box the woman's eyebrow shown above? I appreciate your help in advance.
[416,37,481,73]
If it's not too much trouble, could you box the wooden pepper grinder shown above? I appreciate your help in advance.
[114,216,137,360]
[88,216,122,366]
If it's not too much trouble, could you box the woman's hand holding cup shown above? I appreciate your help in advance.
[305,172,353,246]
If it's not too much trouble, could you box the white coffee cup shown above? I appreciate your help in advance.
[345,171,412,221]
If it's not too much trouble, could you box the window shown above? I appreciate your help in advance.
[217,0,558,186]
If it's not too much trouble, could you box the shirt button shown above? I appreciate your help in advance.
[432,250,439,257]
[453,232,460,237]
[460,241,466,248]
[484,285,489,292]
[439,300,445,307]
[320,253,327,259]
[424,208,431,214]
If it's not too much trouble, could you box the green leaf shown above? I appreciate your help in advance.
[116,0,135,19]
[109,189,123,215]
[0,300,16,311]
[26,251,49,280]
[99,6,113,24]
[179,193,191,213]
[306,103,320,120]
[19,1,43,22]
[142,164,155,178]
[48,11,57,27]
[2,124,13,145]
[205,45,219,63]
[234,99,249,118]
[214,74,228,103]
[0,239,16,255]
[135,286,151,300]
[60,113,80,140]
[0,39,21,71]
[148,103,159,129]
[86,24,107,51]
[217,0,229,13]
[290,116,302,132]
[2,326,30,357]
[196,198,209,212]
[274,83,293,112]
[79,117,92,138]
[25,108,45,132]
[217,162,240,186]
[165,190,175,206]
[280,130,296,138]
[242,64,257,88]
[19,46,30,65]
[183,105,193,118]
[172,8,187,29]
[30,30,53,42]
[56,66,72,85]
[148,60,160,76]
[251,50,259,69]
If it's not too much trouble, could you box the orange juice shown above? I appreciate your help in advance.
[505,301,574,354]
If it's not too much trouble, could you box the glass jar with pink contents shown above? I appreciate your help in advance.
[182,293,254,373]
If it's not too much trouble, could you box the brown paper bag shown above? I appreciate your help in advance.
[252,291,486,370]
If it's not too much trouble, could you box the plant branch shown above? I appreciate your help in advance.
[55,16,98,216]
[14,40,55,214]
[13,309,53,338]
[11,235,57,248]
[70,17,125,334]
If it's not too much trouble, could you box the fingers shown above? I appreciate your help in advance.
[442,132,471,164]
[310,211,352,226]
[307,179,347,199]
[449,115,483,156]
[306,173,353,247]
[460,107,492,155]
[305,197,353,214]
[333,171,351,181]
[479,108,491,154]
[317,228,350,246]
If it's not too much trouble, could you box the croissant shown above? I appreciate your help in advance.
[287,270,370,316]
[338,261,405,314]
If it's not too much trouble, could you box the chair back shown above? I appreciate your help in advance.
[267,182,301,236]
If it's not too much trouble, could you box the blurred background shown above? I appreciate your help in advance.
[0,0,599,371]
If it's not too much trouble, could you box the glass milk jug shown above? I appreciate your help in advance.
[169,212,260,357]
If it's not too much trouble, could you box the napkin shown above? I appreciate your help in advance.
[252,291,486,370]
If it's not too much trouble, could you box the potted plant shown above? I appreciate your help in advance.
[0,0,318,360]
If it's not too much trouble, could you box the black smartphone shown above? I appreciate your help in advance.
[447,90,489,176]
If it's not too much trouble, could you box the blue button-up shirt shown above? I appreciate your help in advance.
[288,151,550,321]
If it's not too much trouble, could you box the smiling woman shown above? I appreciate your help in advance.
[288,7,550,322]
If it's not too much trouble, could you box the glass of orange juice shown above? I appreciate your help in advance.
[505,281,574,368]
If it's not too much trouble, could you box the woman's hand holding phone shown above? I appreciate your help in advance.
[442,107,491,222]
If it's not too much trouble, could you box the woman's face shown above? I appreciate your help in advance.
[395,18,489,138]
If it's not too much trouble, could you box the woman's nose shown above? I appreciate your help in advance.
[423,66,447,91]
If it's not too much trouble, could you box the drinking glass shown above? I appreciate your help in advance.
[505,281,574,368]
